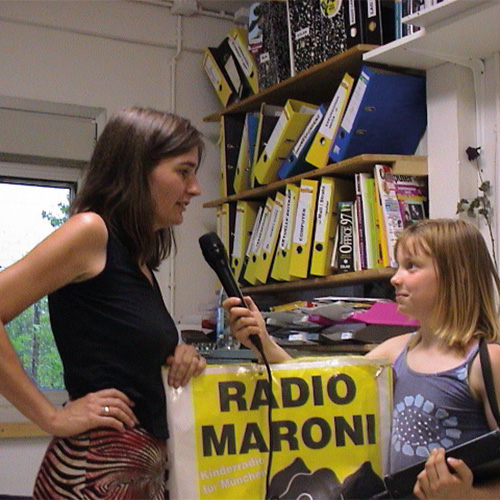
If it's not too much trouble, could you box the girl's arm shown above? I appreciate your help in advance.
[0,212,137,436]
[223,296,291,363]
[365,333,412,363]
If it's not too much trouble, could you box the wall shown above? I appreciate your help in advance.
[0,1,232,494]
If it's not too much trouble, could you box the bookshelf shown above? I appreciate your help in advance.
[364,0,500,70]
[203,44,428,297]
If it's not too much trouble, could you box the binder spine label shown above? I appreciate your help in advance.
[295,27,310,41]
[342,71,370,133]
[204,55,221,87]
[320,81,351,139]
[263,202,281,253]
[367,0,377,18]
[337,201,355,272]
[278,188,297,250]
[348,0,357,26]
[293,188,313,245]
[314,183,332,242]
[232,206,245,258]
[227,36,252,78]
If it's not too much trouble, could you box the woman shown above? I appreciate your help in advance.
[0,107,206,499]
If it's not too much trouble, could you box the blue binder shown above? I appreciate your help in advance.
[278,104,326,180]
[329,65,427,163]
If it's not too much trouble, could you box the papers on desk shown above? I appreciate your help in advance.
[263,297,417,345]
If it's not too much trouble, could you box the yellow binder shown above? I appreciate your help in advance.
[253,99,318,185]
[243,197,273,285]
[202,47,235,108]
[255,191,285,284]
[232,116,251,194]
[305,73,354,169]
[310,177,355,276]
[289,178,319,279]
[216,202,235,258]
[231,200,260,280]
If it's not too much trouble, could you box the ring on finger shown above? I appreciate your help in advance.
[102,405,111,416]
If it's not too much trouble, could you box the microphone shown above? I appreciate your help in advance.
[199,231,263,353]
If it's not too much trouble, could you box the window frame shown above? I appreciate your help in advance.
[0,161,84,421]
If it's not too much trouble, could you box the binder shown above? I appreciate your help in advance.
[250,103,283,188]
[289,178,319,279]
[255,191,285,284]
[248,1,291,90]
[243,196,273,285]
[287,0,348,75]
[231,200,261,280]
[344,0,364,48]
[202,45,237,108]
[278,104,325,180]
[216,202,236,259]
[227,27,259,96]
[374,172,390,267]
[203,36,252,108]
[239,205,264,283]
[374,164,404,268]
[329,65,427,163]
[253,99,318,185]
[233,116,251,194]
[353,177,367,270]
[361,0,396,46]
[270,183,300,281]
[310,177,355,277]
[305,73,354,169]
[220,114,245,197]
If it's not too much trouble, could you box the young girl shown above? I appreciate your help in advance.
[224,218,500,499]
[0,107,206,499]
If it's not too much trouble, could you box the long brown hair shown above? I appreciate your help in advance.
[395,218,500,350]
[71,106,204,269]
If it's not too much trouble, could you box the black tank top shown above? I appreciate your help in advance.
[48,233,178,438]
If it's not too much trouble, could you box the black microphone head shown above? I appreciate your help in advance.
[199,231,229,271]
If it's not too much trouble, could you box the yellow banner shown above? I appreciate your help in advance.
[165,356,392,499]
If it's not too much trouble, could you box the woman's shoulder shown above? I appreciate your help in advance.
[365,332,414,364]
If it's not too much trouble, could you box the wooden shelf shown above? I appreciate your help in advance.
[203,44,377,122]
[203,154,427,208]
[364,0,500,70]
[241,267,395,295]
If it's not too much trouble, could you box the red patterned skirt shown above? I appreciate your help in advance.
[33,427,168,500]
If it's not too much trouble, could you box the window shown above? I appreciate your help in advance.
[0,162,82,399]
[0,178,76,390]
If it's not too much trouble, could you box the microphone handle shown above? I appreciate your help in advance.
[218,268,263,353]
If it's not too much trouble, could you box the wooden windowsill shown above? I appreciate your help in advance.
[0,421,49,439]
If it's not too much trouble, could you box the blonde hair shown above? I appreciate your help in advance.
[395,218,500,350]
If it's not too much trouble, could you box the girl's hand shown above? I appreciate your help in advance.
[49,388,139,437]
[166,343,206,389]
[222,296,267,350]
[414,448,473,499]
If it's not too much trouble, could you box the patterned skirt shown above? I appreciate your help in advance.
[33,427,168,500]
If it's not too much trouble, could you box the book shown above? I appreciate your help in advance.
[393,174,428,227]
[333,200,356,273]
[374,164,405,268]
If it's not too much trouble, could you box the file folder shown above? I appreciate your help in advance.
[250,103,283,188]
[227,27,259,96]
[306,73,354,169]
[310,177,355,277]
[231,200,261,280]
[239,205,264,283]
[216,202,236,259]
[289,178,319,279]
[253,99,318,185]
[220,114,245,197]
[233,116,252,194]
[358,172,378,269]
[203,45,238,108]
[255,191,285,284]
[278,104,325,180]
[329,65,427,163]
[243,196,273,285]
[270,183,300,281]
